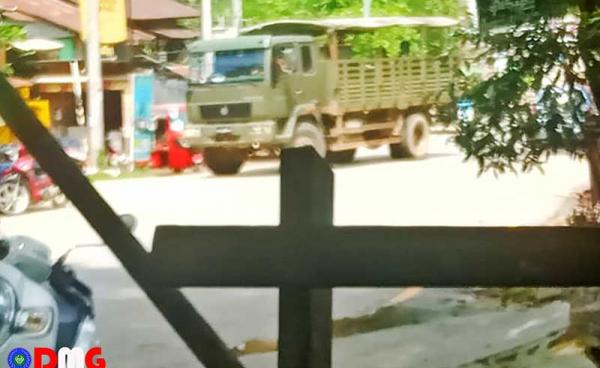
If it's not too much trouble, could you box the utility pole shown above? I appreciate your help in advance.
[362,0,371,17]
[85,0,104,172]
[465,0,479,29]
[69,61,85,127]
[231,0,242,35]
[201,0,213,77]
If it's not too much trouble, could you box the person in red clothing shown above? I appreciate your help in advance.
[149,117,169,169]
[150,109,202,173]
[165,114,193,173]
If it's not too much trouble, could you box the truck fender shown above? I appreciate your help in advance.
[280,102,322,140]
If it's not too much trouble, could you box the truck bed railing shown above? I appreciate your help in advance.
[337,55,456,111]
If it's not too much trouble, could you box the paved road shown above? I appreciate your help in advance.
[2,134,592,367]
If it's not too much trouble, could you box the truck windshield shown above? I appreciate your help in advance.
[210,49,265,84]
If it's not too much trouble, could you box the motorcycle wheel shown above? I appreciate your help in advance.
[0,182,30,215]
[52,192,69,208]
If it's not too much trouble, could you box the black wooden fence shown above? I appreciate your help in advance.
[0,74,599,368]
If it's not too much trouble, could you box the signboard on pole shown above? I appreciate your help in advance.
[132,73,155,164]
[79,0,127,44]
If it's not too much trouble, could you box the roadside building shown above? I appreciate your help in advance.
[0,0,198,157]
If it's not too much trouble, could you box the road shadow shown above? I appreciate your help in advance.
[237,165,281,178]
[332,151,458,170]
[203,151,459,179]
[201,162,281,179]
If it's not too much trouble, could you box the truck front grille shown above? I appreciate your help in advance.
[200,103,251,119]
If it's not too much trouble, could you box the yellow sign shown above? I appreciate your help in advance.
[0,98,51,144]
[79,0,127,44]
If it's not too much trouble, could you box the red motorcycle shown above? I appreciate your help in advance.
[0,144,69,215]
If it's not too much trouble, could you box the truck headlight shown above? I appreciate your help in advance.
[0,278,16,345]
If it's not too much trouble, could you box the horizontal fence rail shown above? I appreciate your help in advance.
[149,225,600,287]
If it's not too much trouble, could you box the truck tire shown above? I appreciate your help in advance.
[327,149,356,164]
[291,121,326,157]
[390,113,430,159]
[203,147,248,175]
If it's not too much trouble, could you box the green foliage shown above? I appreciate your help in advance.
[0,21,24,45]
[0,20,26,75]
[454,6,600,175]
[242,0,461,57]
[242,0,460,21]
[345,28,423,57]
[177,0,461,57]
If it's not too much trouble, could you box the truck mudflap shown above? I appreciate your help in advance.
[181,121,278,148]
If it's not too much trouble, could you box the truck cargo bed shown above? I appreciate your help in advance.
[336,55,456,112]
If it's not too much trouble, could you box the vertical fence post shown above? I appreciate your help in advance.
[279,147,333,368]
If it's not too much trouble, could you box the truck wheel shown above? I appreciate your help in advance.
[291,121,326,157]
[327,149,356,164]
[203,147,248,175]
[390,113,430,159]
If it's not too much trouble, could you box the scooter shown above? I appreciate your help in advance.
[0,214,136,365]
[0,234,98,364]
[0,145,71,215]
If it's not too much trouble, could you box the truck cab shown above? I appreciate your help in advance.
[182,35,331,174]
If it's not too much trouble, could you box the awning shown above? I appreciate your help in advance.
[149,27,199,40]
[0,0,81,32]
[22,20,73,39]
[130,29,156,42]
[29,74,128,84]
[4,11,35,22]
[13,38,64,51]
[243,16,460,36]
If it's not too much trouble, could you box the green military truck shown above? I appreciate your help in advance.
[181,17,459,175]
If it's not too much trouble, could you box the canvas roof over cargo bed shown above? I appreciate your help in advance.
[242,16,460,36]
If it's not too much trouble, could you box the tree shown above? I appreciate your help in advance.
[454,1,600,202]
[0,17,26,75]
[242,0,461,56]
[454,2,600,363]
[178,0,463,57]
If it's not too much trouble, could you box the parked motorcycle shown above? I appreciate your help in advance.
[0,233,98,363]
[0,144,76,215]
[0,214,135,363]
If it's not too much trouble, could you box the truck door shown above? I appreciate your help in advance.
[289,43,321,106]
[272,44,300,115]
